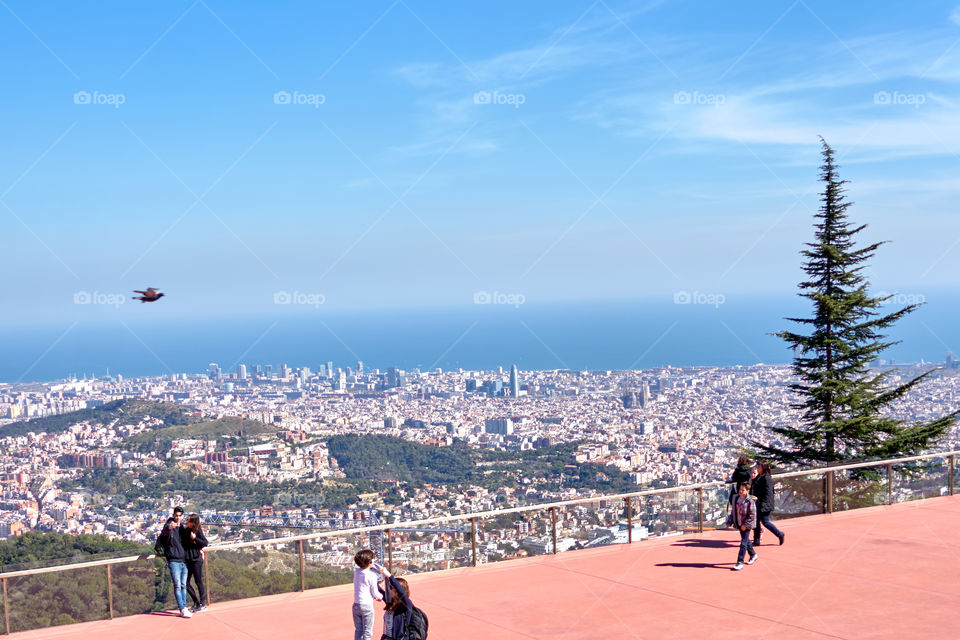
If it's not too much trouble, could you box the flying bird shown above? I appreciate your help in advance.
[133,288,165,303]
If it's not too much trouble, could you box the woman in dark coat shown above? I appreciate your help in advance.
[751,462,785,545]
[183,513,209,612]
[728,455,753,505]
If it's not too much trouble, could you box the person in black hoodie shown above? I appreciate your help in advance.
[183,514,209,612]
[154,506,192,618]
[751,461,785,546]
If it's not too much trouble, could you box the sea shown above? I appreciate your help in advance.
[1,293,957,382]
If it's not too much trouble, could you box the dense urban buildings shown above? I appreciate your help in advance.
[1,360,958,568]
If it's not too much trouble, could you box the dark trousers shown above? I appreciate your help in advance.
[737,527,756,563]
[754,511,783,543]
[185,557,206,607]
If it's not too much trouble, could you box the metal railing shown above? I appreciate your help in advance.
[1,450,956,635]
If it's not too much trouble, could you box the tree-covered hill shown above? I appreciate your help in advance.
[124,415,280,451]
[0,399,197,438]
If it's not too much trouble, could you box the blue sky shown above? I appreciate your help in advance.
[1,0,960,327]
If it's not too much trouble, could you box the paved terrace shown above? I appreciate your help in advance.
[9,496,960,640]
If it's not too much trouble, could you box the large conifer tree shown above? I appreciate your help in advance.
[754,138,958,467]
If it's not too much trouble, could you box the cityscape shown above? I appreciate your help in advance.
[2,357,958,570]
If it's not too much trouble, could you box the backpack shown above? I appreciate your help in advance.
[404,606,428,640]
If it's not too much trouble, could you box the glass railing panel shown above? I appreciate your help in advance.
[774,473,825,519]
[206,539,301,603]
[111,559,169,616]
[636,490,700,540]
[387,522,472,575]
[700,485,733,531]
[832,466,888,511]
[892,457,950,503]
[301,535,363,589]
[6,565,108,633]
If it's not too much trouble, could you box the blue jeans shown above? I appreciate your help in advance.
[737,527,756,564]
[754,511,783,542]
[168,561,188,610]
[353,603,375,640]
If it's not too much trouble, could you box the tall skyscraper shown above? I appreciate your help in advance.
[335,369,347,391]
[208,363,221,379]
[327,361,334,379]
[237,364,248,380]
[279,363,290,378]
[510,364,520,398]
[357,361,364,376]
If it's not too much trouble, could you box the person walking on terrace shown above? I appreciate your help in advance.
[725,455,754,527]
[154,506,192,617]
[731,481,758,571]
[751,462,785,546]
[728,455,754,505]
[184,513,209,612]
[352,549,383,640]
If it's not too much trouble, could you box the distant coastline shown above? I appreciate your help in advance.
[1,295,956,382]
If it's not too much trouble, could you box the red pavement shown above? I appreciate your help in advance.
[10,496,960,640]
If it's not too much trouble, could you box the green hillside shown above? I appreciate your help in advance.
[124,416,280,450]
[0,399,197,438]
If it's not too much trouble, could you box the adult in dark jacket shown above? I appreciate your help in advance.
[728,455,753,505]
[377,567,414,640]
[183,514,209,612]
[751,462,785,545]
[154,506,192,617]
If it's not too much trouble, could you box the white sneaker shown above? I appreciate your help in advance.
[733,563,744,571]
[746,554,758,565]
[180,608,193,618]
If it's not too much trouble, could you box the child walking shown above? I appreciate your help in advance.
[731,481,758,571]
[352,549,382,640]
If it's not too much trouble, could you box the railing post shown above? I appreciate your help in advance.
[550,507,558,554]
[624,497,633,544]
[3,576,9,635]
[470,518,477,567]
[204,552,210,605]
[697,487,704,533]
[106,564,114,620]
[298,540,305,592]
[386,529,393,573]
[949,455,955,496]
[887,464,893,505]
[825,471,834,513]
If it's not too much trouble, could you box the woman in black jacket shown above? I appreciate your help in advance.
[751,462,785,546]
[728,455,753,505]
[183,514,209,612]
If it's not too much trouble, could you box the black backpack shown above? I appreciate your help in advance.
[404,606,428,640]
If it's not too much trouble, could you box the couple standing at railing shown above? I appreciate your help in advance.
[154,506,209,618]
[727,456,785,571]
